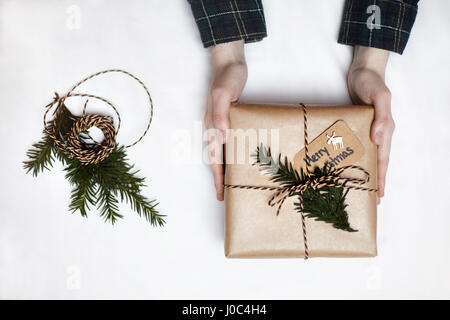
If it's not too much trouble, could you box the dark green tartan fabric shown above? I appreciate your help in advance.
[187,0,267,48]
[188,0,418,54]
[338,0,419,54]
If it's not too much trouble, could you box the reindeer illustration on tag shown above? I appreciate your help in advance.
[294,120,365,172]
[326,131,344,150]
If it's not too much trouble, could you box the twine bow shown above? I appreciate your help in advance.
[225,103,377,259]
[43,69,153,165]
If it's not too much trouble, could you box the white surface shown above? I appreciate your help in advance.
[0,0,449,299]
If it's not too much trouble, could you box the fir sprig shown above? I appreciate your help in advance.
[23,132,56,176]
[252,144,303,187]
[298,184,355,232]
[253,144,356,232]
[64,147,164,226]
[24,103,164,226]
[23,104,77,175]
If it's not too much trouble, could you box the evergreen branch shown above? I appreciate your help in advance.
[69,181,97,217]
[95,148,166,226]
[96,186,123,224]
[54,144,70,166]
[23,131,56,176]
[23,103,78,176]
[25,103,164,226]
[296,185,356,232]
[64,153,124,224]
[252,144,303,187]
[65,158,97,217]
[119,187,164,227]
[297,164,356,232]
[254,144,357,232]
[64,147,165,225]
[297,165,356,232]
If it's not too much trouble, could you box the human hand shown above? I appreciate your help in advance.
[347,46,395,203]
[204,40,247,201]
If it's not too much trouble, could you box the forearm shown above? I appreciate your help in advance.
[211,40,246,70]
[351,46,390,79]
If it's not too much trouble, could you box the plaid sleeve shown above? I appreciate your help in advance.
[338,0,419,54]
[188,0,267,48]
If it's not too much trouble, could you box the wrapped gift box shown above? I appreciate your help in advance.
[224,103,378,258]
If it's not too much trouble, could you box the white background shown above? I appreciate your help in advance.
[0,0,449,299]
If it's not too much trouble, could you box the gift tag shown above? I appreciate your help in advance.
[293,120,365,172]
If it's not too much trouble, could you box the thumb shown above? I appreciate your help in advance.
[211,89,231,143]
[370,87,392,145]
[370,87,394,200]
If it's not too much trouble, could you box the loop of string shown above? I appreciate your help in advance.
[224,103,377,259]
[43,69,153,165]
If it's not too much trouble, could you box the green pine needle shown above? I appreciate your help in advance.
[254,144,357,232]
[23,132,56,176]
[296,185,356,232]
[252,144,303,187]
[64,147,166,226]
[96,185,123,224]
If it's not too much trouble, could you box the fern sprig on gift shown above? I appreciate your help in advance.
[296,179,356,232]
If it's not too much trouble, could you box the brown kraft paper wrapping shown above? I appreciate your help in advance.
[224,103,378,258]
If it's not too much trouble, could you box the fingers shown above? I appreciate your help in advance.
[370,87,395,201]
[374,128,391,198]
[205,127,225,201]
[205,86,232,201]
[211,162,225,201]
[205,89,230,201]
[372,87,392,123]
[210,87,231,143]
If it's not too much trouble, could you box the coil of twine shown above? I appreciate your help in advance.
[43,69,153,165]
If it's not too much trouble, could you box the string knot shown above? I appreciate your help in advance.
[265,165,374,217]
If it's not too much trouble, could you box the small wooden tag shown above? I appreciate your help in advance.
[293,120,365,172]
